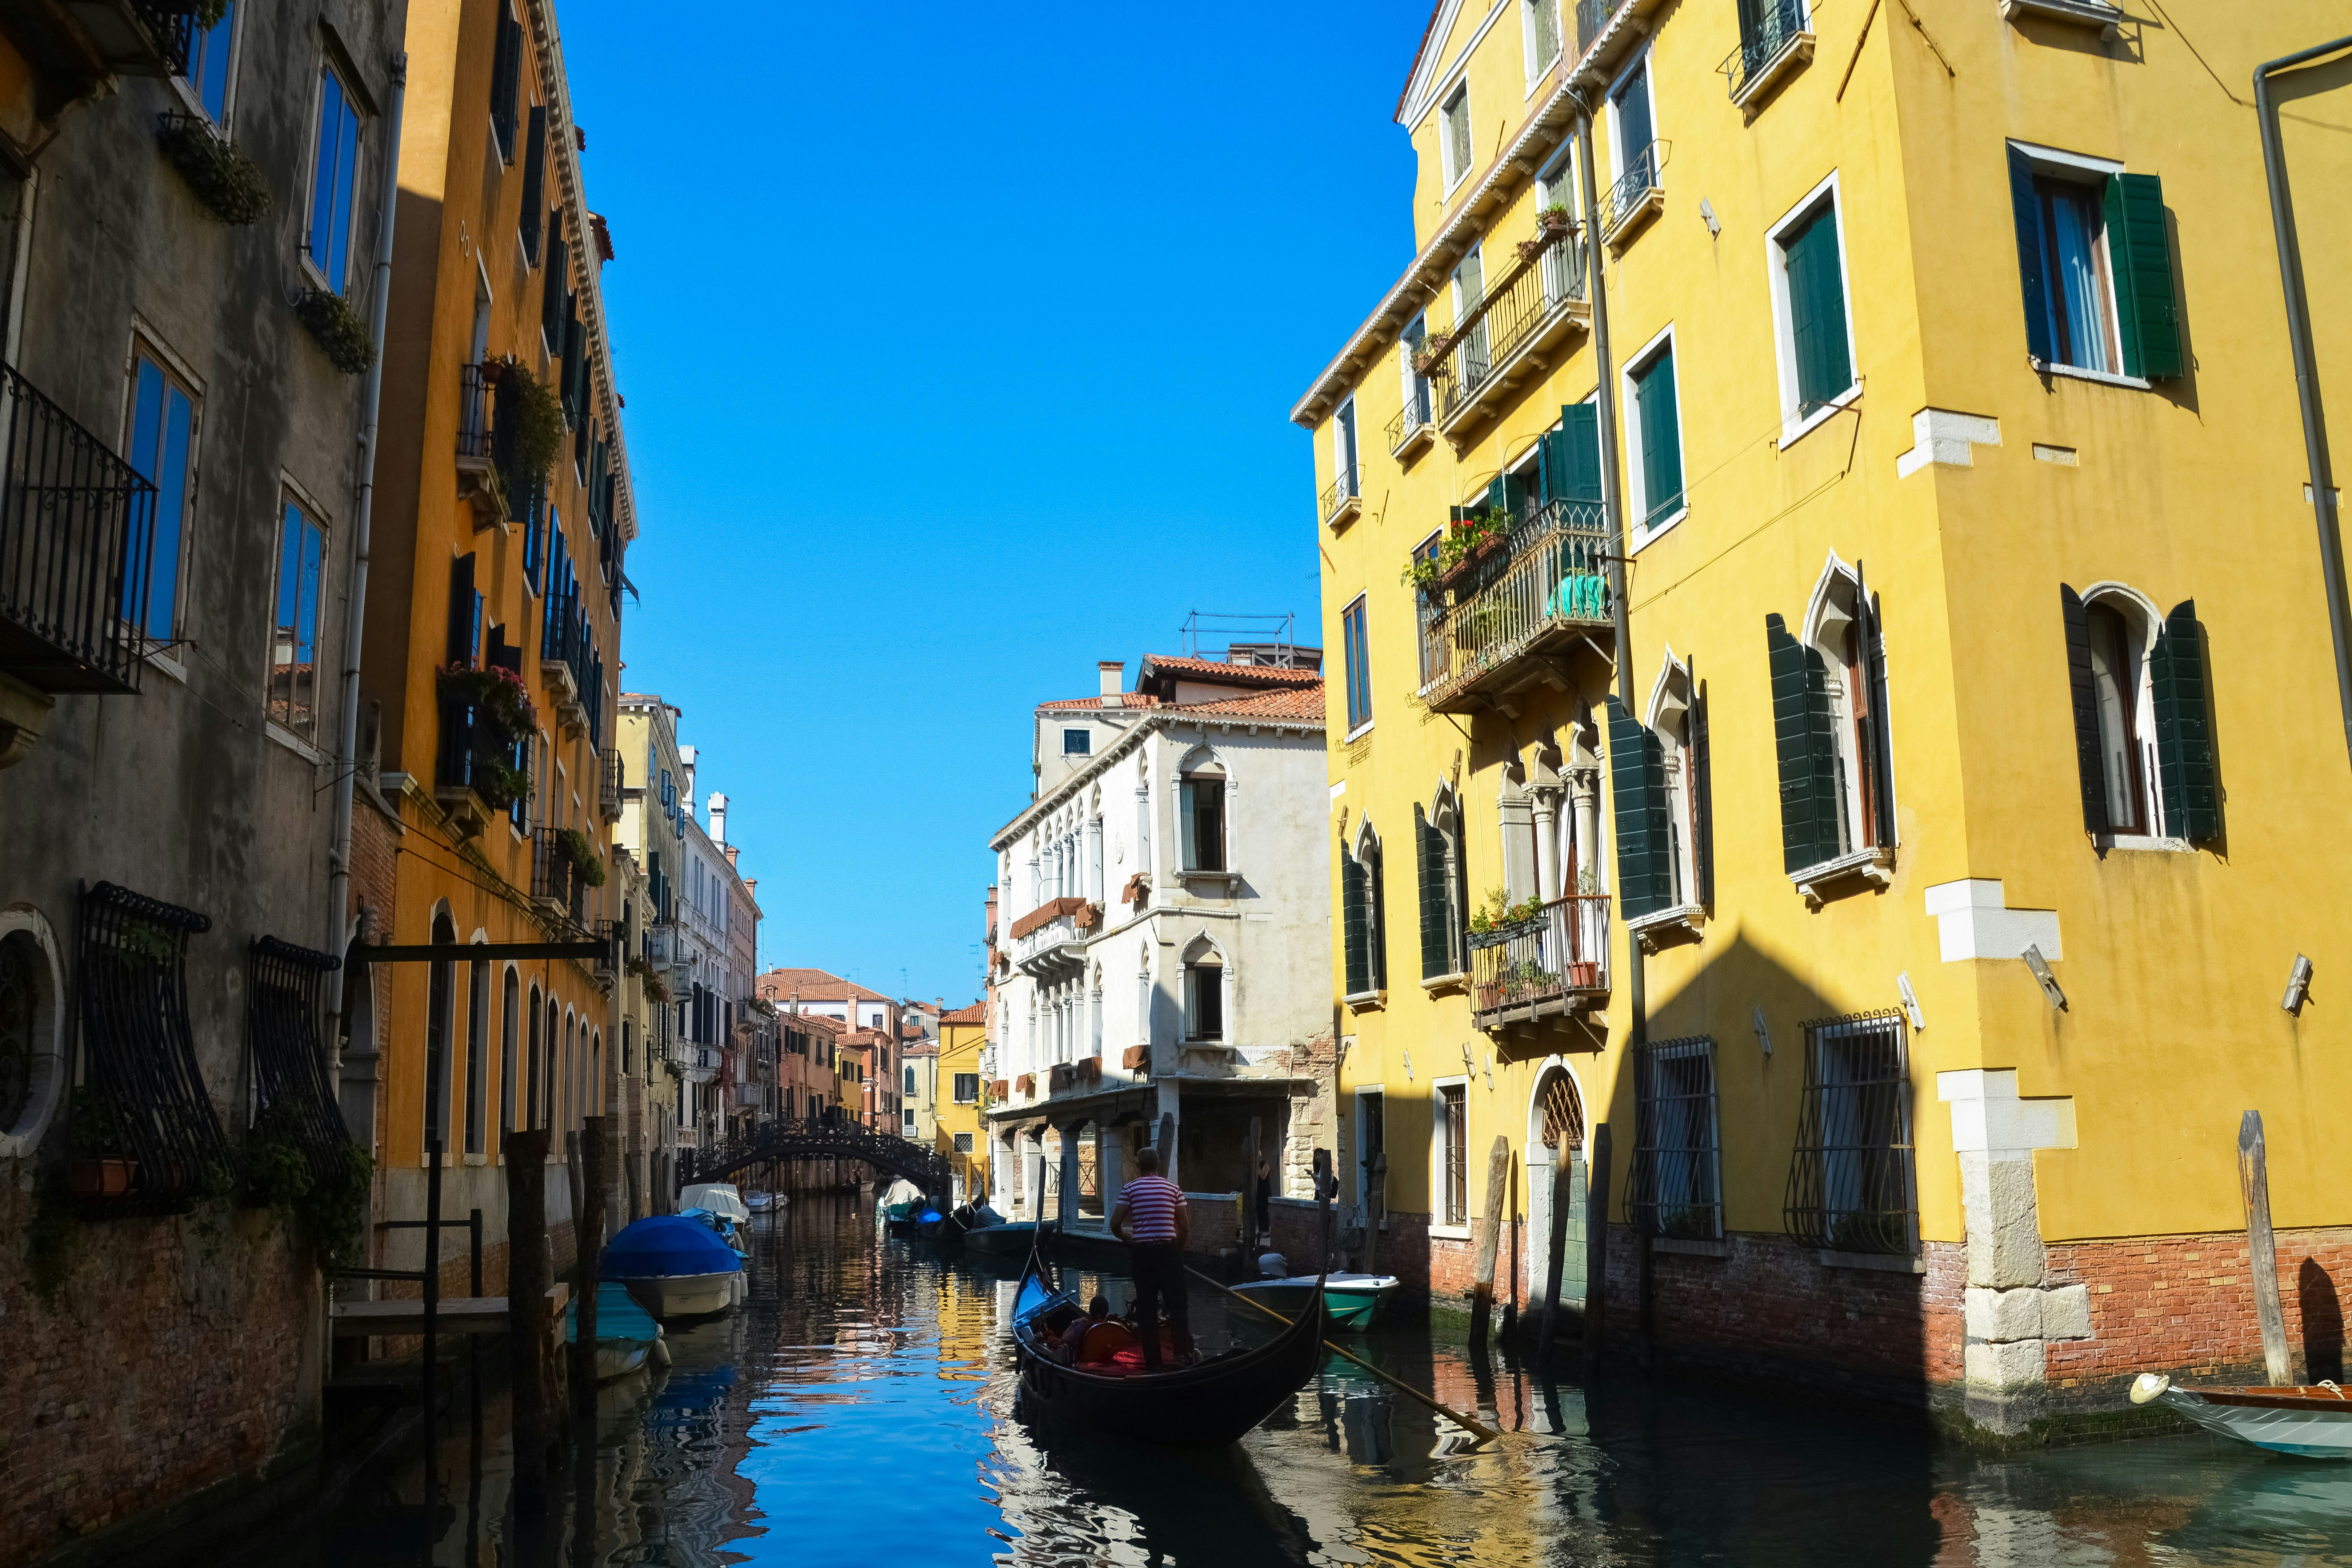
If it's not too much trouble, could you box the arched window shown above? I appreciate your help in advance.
[1179,750,1227,872]
[1764,557,1896,880]
[1415,795,1467,981]
[499,969,519,1139]
[424,911,457,1154]
[1342,824,1386,1000]
[526,984,542,1130]
[1644,650,1712,912]
[590,1030,602,1117]
[543,997,559,1128]
[463,948,489,1156]
[1182,942,1225,1042]
[561,1011,576,1132]
[2061,586,2216,842]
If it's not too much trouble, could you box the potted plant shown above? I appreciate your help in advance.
[439,661,540,738]
[67,1094,137,1198]
[156,111,271,226]
[293,286,376,375]
[1412,339,1448,377]
[1539,204,1573,233]
[556,826,608,887]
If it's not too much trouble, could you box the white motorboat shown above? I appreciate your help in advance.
[680,1182,751,1225]
[746,1191,779,1214]
[2130,1374,2352,1458]
[602,1214,744,1322]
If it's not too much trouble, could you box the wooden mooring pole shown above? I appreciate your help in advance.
[1534,1151,1572,1365]
[1470,1135,1511,1346]
[504,1127,552,1503]
[2237,1110,2293,1386]
[573,1117,607,1419]
[1583,1123,1610,1378]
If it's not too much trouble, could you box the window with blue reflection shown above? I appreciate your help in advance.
[126,357,194,642]
[184,4,236,122]
[270,500,324,736]
[306,66,362,289]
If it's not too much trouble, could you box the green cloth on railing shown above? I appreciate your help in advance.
[1545,573,1608,620]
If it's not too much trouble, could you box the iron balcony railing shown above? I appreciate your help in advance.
[1468,894,1611,1023]
[435,691,527,813]
[598,746,623,820]
[1417,497,1611,702]
[457,362,496,463]
[1318,464,1361,523]
[1721,0,1811,100]
[531,827,587,927]
[1386,380,1433,453]
[1429,224,1584,426]
[124,2,195,77]
[0,359,158,694]
[1600,141,1667,234]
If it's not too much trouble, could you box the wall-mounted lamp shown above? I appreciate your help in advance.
[1402,1049,1413,1080]
[1751,1004,1772,1057]
[1898,971,1925,1032]
[2283,954,2313,1015]
[1483,1052,1495,1090]
[1698,198,1721,238]
[2022,945,2067,1011]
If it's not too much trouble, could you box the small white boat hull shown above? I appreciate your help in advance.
[2133,1375,2352,1459]
[616,1270,740,1320]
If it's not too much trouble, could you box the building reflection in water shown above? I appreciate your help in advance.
[225,1195,2352,1568]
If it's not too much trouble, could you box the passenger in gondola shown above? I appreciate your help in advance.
[1111,1148,1194,1370]
[1052,1295,1115,1363]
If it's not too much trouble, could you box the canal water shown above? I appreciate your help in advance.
[238,1194,2352,1567]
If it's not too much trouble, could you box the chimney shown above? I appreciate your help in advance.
[725,846,740,868]
[1098,661,1123,708]
[707,790,727,845]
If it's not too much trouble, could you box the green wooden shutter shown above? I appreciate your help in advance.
[518,106,548,260]
[2151,599,2218,840]
[1342,854,1369,996]
[1369,848,1388,992]
[2103,173,2182,380]
[447,552,479,665]
[1856,563,1898,849]
[1549,403,1603,508]
[1767,614,1838,872]
[2059,586,2108,833]
[1417,808,1450,979]
[541,234,567,345]
[2008,147,2054,366]
[1785,206,1853,412]
[1485,471,1526,520]
[1691,685,1715,907]
[1607,696,1669,917]
[1635,348,1683,524]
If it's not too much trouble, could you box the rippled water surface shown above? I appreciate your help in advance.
[244,1194,2352,1566]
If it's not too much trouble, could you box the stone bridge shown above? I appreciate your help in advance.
[682,1118,955,1198]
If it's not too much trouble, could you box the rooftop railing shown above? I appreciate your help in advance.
[0,359,157,694]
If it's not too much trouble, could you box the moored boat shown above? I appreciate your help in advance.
[1010,1253,1326,1446]
[565,1280,668,1381]
[680,1182,752,1225]
[746,1191,778,1214]
[2131,1374,2352,1458]
[961,1219,1038,1261]
[1232,1272,1398,1331]
[603,1214,744,1320]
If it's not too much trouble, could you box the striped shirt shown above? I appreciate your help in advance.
[1121,1175,1185,1243]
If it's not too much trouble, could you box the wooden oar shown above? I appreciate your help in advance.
[1187,1266,1501,1449]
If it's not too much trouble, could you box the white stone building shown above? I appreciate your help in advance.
[986,650,1335,1234]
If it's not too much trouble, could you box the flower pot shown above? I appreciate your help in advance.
[1566,962,1601,989]
[69,1157,138,1198]
[1538,210,1571,233]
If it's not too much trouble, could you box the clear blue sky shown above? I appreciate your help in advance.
[565,1,1431,1003]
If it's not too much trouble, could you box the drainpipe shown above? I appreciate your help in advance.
[2254,35,2352,777]
[325,54,408,1012]
[1570,84,1651,1367]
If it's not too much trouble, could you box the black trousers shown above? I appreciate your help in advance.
[1129,1242,1192,1369]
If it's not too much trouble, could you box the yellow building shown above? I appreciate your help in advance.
[1297,0,2351,1436]
[355,0,634,1284]
[936,1002,990,1201]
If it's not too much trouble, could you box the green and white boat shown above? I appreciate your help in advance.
[1232,1272,1399,1331]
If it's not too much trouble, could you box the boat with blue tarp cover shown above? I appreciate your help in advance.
[601,1214,744,1319]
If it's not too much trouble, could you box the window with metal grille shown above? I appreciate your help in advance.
[1628,1035,1722,1240]
[1441,1082,1468,1225]
[954,1132,974,1153]
[1784,1010,1916,1256]
[246,936,359,1196]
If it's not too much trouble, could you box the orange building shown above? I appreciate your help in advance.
[345,0,635,1286]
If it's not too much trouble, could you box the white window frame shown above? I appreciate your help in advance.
[1400,312,1431,430]
[1439,83,1473,194]
[1429,1074,1471,1238]
[1620,322,1687,548]
[1536,144,1576,216]
[2005,140,2140,389]
[1765,170,1862,450]
[172,0,246,128]
[121,326,206,661]
[1333,397,1359,499]
[265,472,333,758]
[1605,46,1658,191]
[1643,645,1702,915]
[1523,0,1564,91]
[2077,579,2178,849]
[299,58,364,295]
[1061,726,1091,757]
[1341,591,1373,741]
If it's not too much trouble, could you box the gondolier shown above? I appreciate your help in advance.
[1112,1148,1193,1370]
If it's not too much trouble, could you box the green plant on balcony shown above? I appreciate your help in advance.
[474,758,528,811]
[1411,338,1448,376]
[156,114,270,225]
[488,354,565,503]
[294,287,375,375]
[556,826,607,887]
[439,661,539,737]
[1540,203,1572,230]
[1468,887,1545,935]
[243,1108,373,1267]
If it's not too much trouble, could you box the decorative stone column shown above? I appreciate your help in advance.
[1569,768,1601,894]
[1938,1068,2092,1434]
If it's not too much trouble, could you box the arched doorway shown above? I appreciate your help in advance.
[1525,1061,1589,1325]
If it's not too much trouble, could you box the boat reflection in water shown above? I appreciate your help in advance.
[219,1195,2352,1568]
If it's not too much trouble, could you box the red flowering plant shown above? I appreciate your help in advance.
[437,661,539,738]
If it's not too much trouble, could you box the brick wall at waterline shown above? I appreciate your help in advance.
[0,1194,314,1568]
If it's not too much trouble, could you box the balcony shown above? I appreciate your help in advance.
[530,826,591,929]
[540,618,588,737]
[454,363,509,528]
[1319,465,1361,530]
[1008,895,1093,979]
[1386,384,1434,462]
[1470,894,1611,1032]
[1415,497,1612,714]
[1720,0,1814,113]
[1599,142,1667,254]
[2,1,191,124]
[598,745,623,822]
[0,358,157,701]
[434,692,523,836]
[1428,222,1588,439]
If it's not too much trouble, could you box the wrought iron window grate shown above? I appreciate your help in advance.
[1627,1034,1722,1240]
[1783,1009,1916,1255]
[74,881,227,1213]
[246,937,353,1192]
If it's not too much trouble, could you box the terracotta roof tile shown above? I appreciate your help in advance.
[1177,683,1326,719]
[1136,653,1322,690]
[1034,694,1165,712]
[756,967,894,1004]
[940,1002,987,1024]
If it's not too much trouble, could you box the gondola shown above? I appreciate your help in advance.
[1010,1240,1327,1447]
